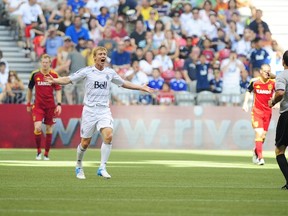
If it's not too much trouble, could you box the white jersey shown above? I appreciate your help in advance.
[69,66,125,107]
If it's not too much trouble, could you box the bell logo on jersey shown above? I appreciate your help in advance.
[94,81,107,89]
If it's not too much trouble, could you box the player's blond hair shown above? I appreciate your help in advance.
[93,46,108,57]
[40,54,52,62]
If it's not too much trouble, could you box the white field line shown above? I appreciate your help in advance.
[0,160,278,169]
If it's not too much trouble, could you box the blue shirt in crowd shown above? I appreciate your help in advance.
[148,77,164,90]
[67,0,87,14]
[196,63,210,92]
[250,48,270,69]
[97,14,110,27]
[65,25,90,44]
[111,51,131,66]
[209,79,223,93]
[170,78,187,91]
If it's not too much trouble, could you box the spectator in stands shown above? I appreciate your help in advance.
[224,0,239,22]
[202,38,214,63]
[137,0,154,21]
[153,0,171,21]
[166,11,182,36]
[55,36,73,76]
[131,46,144,62]
[196,53,210,93]
[183,46,201,93]
[111,20,128,41]
[85,0,104,18]
[249,37,271,74]
[18,0,47,54]
[0,50,9,74]
[235,28,252,57]
[215,0,228,23]
[67,0,87,15]
[154,45,174,79]
[65,15,90,45]
[64,46,86,104]
[139,50,160,77]
[103,0,119,20]
[220,50,245,106]
[75,37,87,52]
[203,12,220,41]
[81,39,95,66]
[157,82,175,106]
[0,61,8,96]
[170,70,187,92]
[144,9,159,31]
[118,0,138,18]
[48,2,67,25]
[40,25,64,58]
[240,69,250,94]
[111,40,131,73]
[123,36,137,53]
[88,18,104,46]
[162,30,179,60]
[182,7,204,38]
[225,20,241,50]
[210,69,223,93]
[230,12,245,36]
[130,19,146,48]
[249,9,270,35]
[179,3,193,28]
[58,8,73,34]
[199,0,214,23]
[153,20,165,51]
[148,68,164,90]
[5,71,25,104]
[98,28,117,58]
[96,6,110,27]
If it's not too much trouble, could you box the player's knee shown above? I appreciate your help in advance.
[34,127,42,135]
[103,133,113,144]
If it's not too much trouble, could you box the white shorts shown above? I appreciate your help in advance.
[80,105,113,138]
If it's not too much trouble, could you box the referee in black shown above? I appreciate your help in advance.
[269,50,288,190]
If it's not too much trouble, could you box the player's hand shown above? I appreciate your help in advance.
[44,75,55,84]
[55,105,62,116]
[26,105,32,113]
[141,84,156,94]
[242,103,249,112]
[268,99,274,108]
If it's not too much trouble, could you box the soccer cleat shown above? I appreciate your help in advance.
[252,151,258,164]
[281,184,288,190]
[36,153,42,160]
[97,168,111,179]
[257,158,265,165]
[43,156,50,161]
[76,167,86,180]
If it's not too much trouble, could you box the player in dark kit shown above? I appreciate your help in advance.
[26,54,62,160]
[269,51,288,190]
[242,64,275,165]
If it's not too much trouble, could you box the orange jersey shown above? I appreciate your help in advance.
[247,78,275,112]
[28,69,61,108]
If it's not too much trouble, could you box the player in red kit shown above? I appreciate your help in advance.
[242,64,275,165]
[26,54,62,160]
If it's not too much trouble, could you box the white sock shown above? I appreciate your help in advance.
[76,143,87,168]
[100,142,112,169]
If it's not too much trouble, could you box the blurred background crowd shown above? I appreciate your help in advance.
[0,0,284,106]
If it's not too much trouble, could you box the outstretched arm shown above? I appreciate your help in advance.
[45,75,72,85]
[122,81,155,94]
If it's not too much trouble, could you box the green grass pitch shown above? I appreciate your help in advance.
[0,149,287,216]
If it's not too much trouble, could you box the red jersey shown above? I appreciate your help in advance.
[28,69,61,108]
[247,77,275,112]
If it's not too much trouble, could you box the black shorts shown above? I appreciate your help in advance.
[275,111,288,147]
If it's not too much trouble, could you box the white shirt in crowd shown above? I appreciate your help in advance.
[69,66,125,107]
[85,0,105,17]
[154,55,173,72]
[18,2,43,24]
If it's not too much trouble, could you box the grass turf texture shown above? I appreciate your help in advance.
[0,149,287,216]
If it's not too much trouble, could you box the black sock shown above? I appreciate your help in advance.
[276,154,288,185]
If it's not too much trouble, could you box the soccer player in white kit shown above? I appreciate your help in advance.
[45,46,154,179]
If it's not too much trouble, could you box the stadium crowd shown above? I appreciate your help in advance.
[0,0,284,105]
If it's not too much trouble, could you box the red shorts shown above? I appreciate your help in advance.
[251,109,272,131]
[32,105,56,125]
[25,25,32,38]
